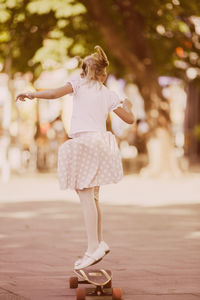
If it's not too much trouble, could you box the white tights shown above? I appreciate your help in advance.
[76,186,102,254]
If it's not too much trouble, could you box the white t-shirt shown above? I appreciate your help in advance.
[67,75,122,138]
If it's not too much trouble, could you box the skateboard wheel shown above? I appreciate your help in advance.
[76,287,86,300]
[104,279,112,288]
[69,276,78,289]
[112,287,122,300]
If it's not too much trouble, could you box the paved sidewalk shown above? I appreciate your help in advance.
[0,173,200,299]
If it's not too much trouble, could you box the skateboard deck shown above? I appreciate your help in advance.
[69,268,122,299]
[74,268,112,286]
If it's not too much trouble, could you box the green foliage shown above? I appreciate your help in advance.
[132,0,200,81]
[0,0,87,78]
[32,35,73,66]
[78,0,200,82]
[27,0,86,17]
[1,0,200,85]
[0,0,57,77]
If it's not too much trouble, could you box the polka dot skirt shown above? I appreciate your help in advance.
[57,131,123,190]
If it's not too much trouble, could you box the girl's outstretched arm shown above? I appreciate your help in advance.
[16,82,73,102]
[113,98,135,124]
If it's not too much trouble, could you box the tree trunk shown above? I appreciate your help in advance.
[2,42,22,180]
[1,56,12,182]
[184,83,200,165]
[85,0,166,116]
[84,0,180,176]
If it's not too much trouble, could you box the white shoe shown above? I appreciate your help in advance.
[74,241,110,268]
[74,252,89,267]
[74,244,105,270]
[100,241,110,254]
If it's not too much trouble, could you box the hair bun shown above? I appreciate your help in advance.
[94,45,109,67]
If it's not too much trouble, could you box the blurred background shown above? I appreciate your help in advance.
[0,0,200,184]
[1,3,200,299]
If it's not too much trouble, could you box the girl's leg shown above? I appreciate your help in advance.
[76,187,99,254]
[94,186,110,254]
[94,186,103,242]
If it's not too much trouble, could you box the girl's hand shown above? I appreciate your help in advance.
[16,92,34,102]
[123,98,133,111]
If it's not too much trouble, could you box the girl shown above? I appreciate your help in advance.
[16,46,134,270]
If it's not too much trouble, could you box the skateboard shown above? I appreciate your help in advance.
[69,268,122,300]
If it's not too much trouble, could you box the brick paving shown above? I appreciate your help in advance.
[0,173,200,300]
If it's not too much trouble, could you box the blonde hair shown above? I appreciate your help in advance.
[77,46,109,82]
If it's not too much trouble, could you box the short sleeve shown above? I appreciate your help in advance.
[108,91,122,112]
[67,75,81,95]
